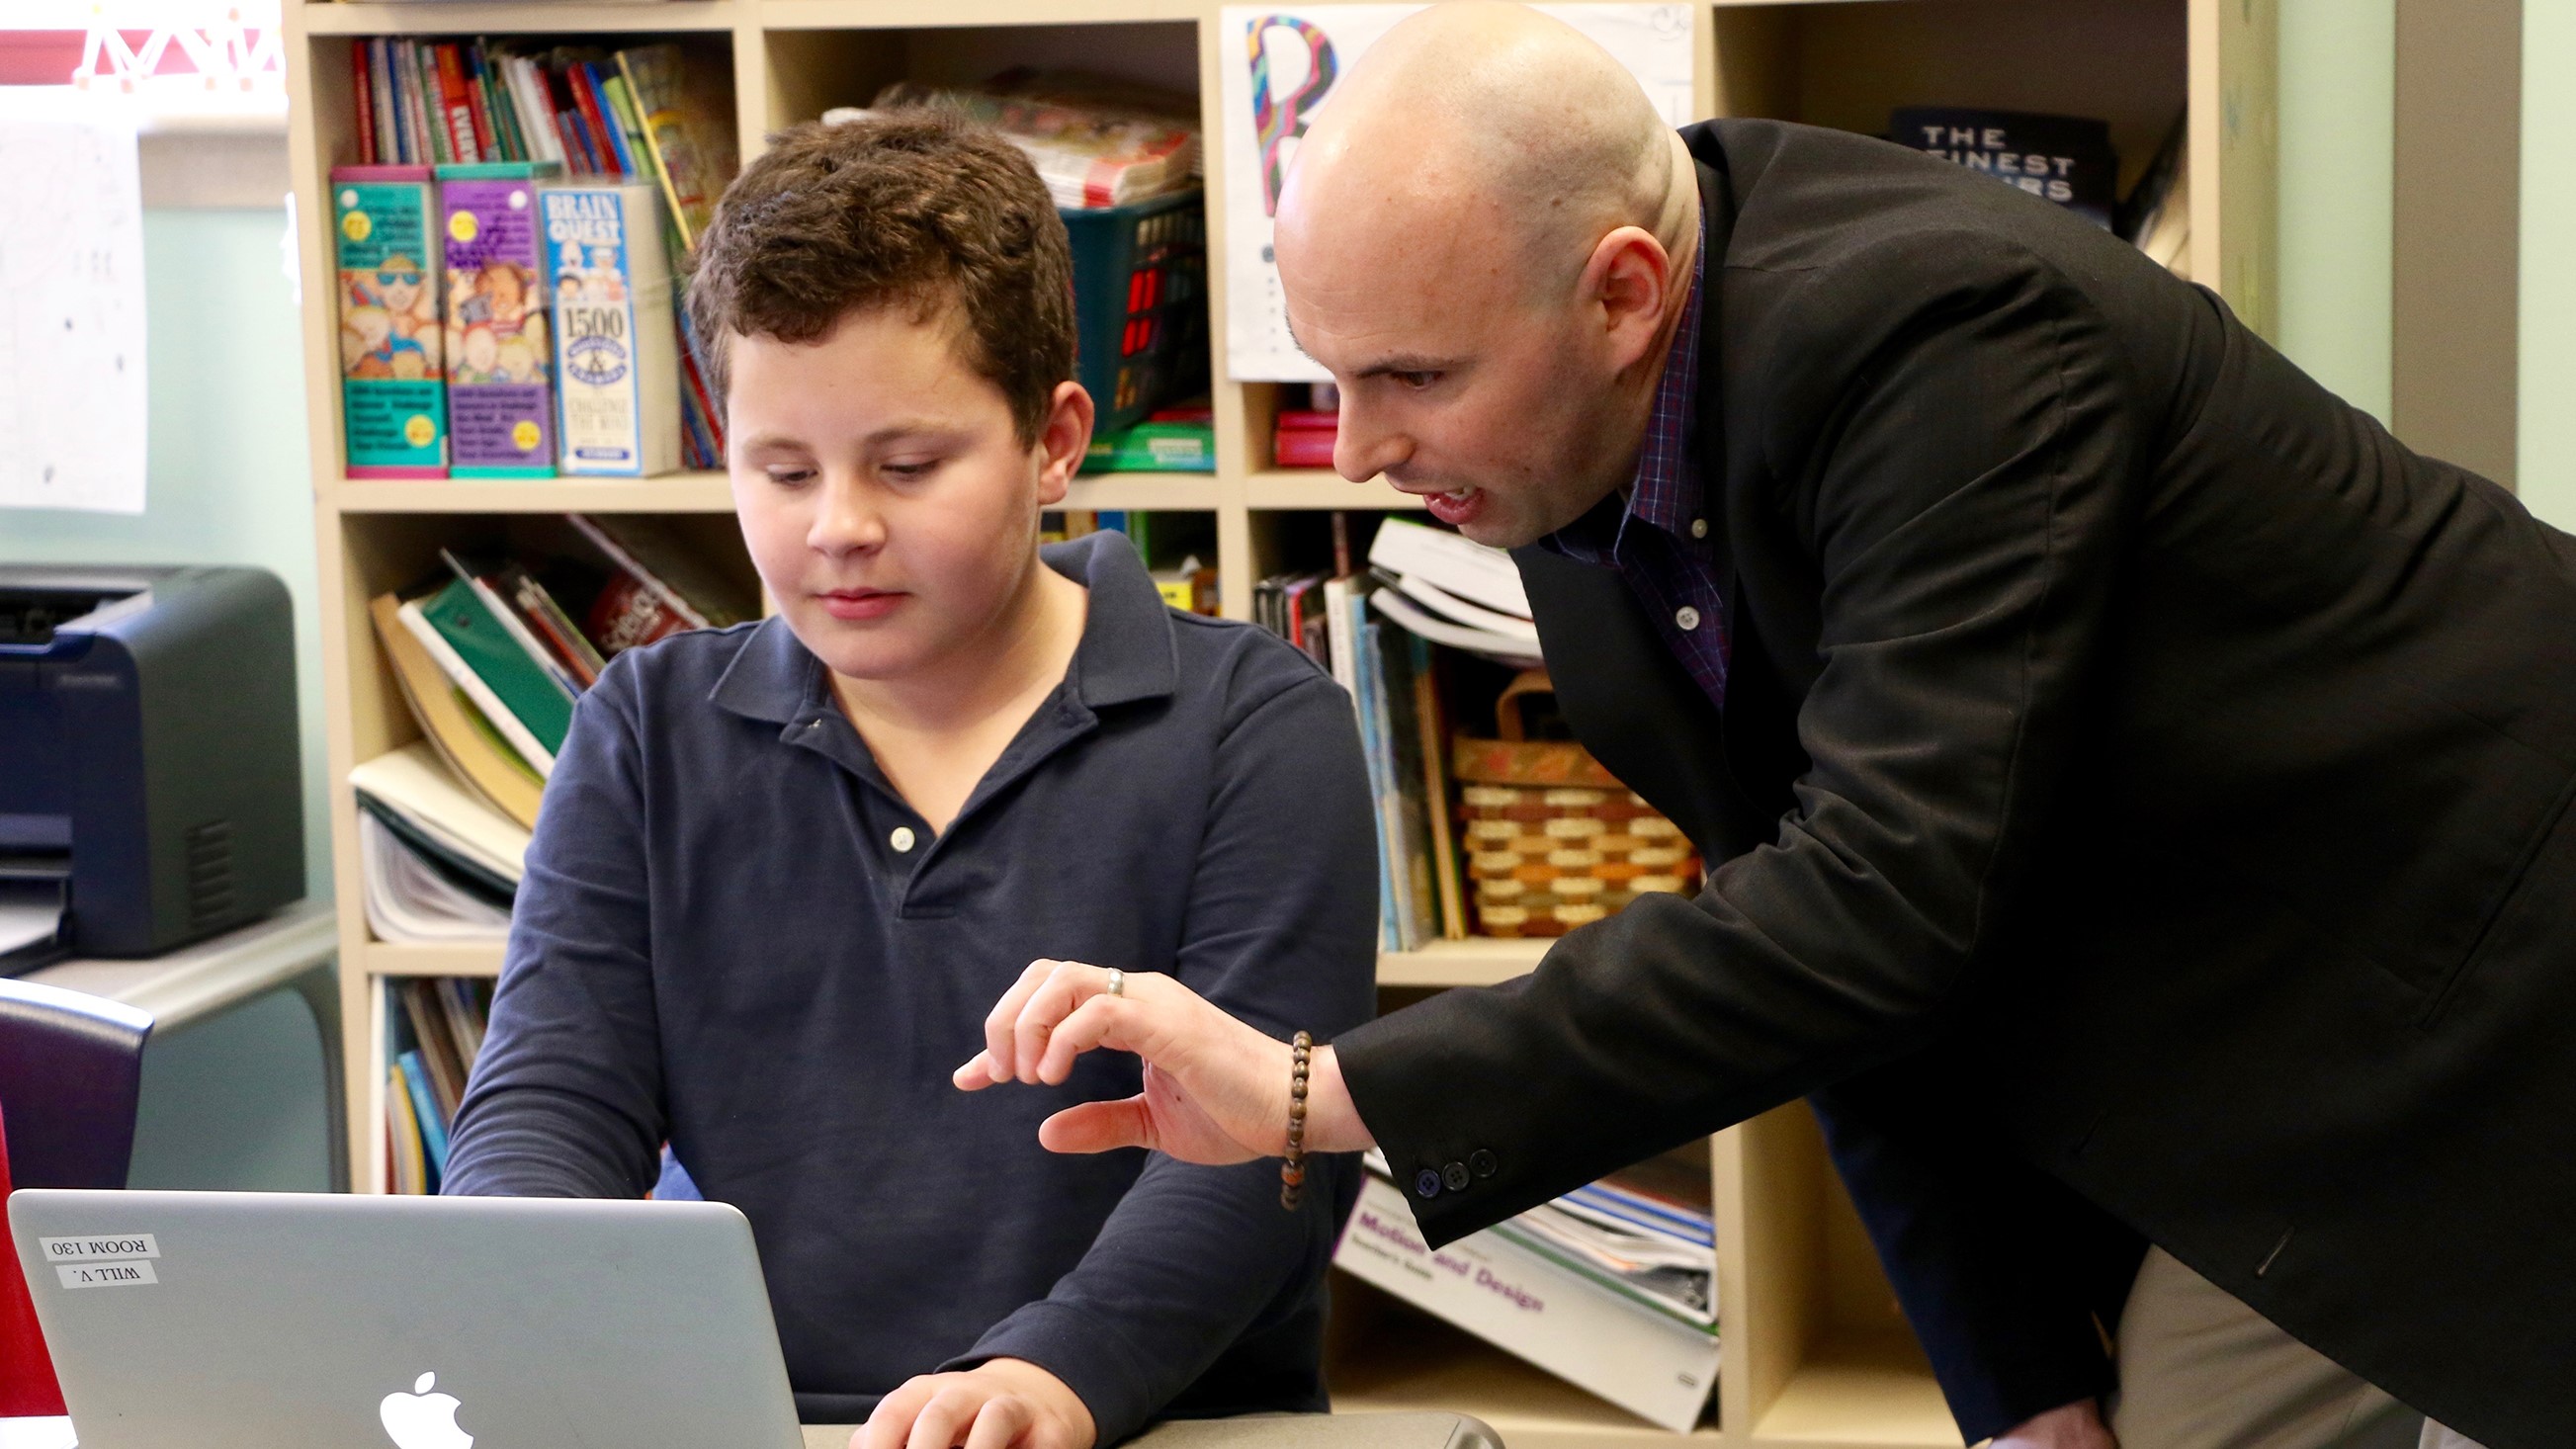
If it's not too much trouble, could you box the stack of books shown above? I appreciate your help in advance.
[1273,384,1337,469]
[355,515,754,942]
[383,974,496,1195]
[1336,1146,1721,1431]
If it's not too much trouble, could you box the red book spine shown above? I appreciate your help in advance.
[1275,408,1339,431]
[350,42,379,164]
[539,63,598,173]
[433,44,481,163]
[462,68,497,162]
[566,64,620,179]
[1273,426,1337,469]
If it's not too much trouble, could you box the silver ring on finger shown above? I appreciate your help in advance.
[1105,969,1126,997]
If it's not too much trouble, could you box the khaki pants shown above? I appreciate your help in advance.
[2109,1247,2484,1449]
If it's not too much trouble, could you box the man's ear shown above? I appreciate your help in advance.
[1034,381,1096,507]
[1583,225,1677,374]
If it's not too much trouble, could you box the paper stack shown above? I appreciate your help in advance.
[1366,517,1541,667]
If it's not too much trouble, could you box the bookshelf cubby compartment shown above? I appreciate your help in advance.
[288,3,2274,1445]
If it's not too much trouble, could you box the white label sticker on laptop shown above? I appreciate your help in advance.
[39,1234,159,1262]
[57,1260,157,1290]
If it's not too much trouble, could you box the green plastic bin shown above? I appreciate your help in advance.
[1062,190,1208,435]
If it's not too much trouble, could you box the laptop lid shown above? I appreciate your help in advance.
[8,1189,803,1449]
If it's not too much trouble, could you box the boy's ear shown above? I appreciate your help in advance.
[1033,382,1095,507]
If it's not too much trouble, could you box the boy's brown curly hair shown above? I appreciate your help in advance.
[685,111,1074,445]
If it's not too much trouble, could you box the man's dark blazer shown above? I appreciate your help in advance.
[1333,118,2576,1449]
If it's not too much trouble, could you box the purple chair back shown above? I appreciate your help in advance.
[0,979,152,1189]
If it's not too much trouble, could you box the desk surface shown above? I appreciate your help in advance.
[0,1409,1491,1449]
[802,1414,1499,1449]
[22,899,336,1031]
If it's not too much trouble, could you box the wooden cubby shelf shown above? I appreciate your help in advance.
[287,2,2273,1445]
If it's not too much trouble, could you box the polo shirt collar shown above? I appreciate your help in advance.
[708,529,1179,727]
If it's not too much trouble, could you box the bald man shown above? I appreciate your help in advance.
[963,8,2571,1448]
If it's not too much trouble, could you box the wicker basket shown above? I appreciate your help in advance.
[1451,671,1702,938]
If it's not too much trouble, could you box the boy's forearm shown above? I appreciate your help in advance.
[443,1079,658,1199]
[956,1150,1350,1444]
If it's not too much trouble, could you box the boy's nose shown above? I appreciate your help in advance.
[808,477,888,554]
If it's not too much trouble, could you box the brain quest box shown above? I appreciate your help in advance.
[541,182,679,479]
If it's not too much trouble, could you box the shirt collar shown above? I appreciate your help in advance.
[1547,197,1710,563]
[709,530,1179,728]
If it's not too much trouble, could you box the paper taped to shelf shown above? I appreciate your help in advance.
[1334,1171,1721,1431]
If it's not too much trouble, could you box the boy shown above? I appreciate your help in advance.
[443,113,1380,1449]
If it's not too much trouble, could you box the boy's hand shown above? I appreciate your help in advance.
[856,1358,1094,1449]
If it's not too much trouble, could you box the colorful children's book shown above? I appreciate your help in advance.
[438,160,561,476]
[332,165,447,476]
[544,182,680,476]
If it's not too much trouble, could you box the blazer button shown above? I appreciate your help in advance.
[1469,1150,1499,1179]
[1415,1168,1443,1200]
[1442,1160,1472,1192]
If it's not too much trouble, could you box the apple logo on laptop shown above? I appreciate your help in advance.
[381,1372,472,1449]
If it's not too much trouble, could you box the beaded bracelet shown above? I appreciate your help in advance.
[1280,1031,1313,1211]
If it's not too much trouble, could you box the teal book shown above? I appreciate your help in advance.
[397,1050,449,1184]
[333,165,449,475]
[418,576,575,758]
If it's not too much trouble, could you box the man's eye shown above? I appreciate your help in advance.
[1393,371,1441,390]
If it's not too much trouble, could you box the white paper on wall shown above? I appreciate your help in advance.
[0,91,147,514]
[1219,4,1694,382]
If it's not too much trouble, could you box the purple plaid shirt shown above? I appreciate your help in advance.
[1544,209,1728,711]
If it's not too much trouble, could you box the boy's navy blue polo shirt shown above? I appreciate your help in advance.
[445,534,1380,1435]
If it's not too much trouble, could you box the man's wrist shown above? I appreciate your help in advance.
[1302,1046,1374,1154]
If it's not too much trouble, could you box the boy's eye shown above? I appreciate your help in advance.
[763,467,816,486]
[882,461,939,481]
[1391,371,1441,391]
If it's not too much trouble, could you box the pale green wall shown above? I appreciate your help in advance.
[2277,0,2396,424]
[2521,4,2576,525]
[0,206,329,895]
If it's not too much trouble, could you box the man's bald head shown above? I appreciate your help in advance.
[1269,2,1702,549]
[1279,2,1691,294]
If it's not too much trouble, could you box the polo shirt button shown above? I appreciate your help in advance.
[1674,605,1702,632]
[890,826,917,853]
[1469,1150,1499,1178]
[1415,1168,1443,1200]
[1442,1160,1472,1192]
[1689,518,1708,540]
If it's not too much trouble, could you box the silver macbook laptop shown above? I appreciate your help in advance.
[9,1188,803,1449]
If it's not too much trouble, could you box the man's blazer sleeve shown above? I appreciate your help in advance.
[1335,234,2144,1244]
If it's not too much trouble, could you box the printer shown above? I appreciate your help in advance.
[1,565,303,969]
